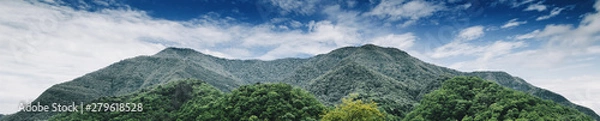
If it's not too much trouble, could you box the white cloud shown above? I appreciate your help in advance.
[597,0,600,11]
[507,3,600,69]
[511,0,535,8]
[266,0,320,15]
[460,3,472,9]
[536,7,565,21]
[369,33,416,50]
[346,0,357,8]
[431,41,480,58]
[532,75,600,116]
[446,0,600,70]
[457,25,485,41]
[366,0,445,27]
[501,18,527,28]
[515,30,540,40]
[430,25,489,59]
[515,24,573,40]
[430,40,525,60]
[524,2,547,12]
[0,1,168,114]
[246,20,364,60]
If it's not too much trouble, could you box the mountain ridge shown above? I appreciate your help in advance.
[2,44,598,120]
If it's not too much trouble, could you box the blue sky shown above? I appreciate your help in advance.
[1,0,599,115]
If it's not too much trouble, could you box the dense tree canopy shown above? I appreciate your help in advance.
[49,79,222,121]
[403,76,593,121]
[49,81,326,121]
[321,93,386,121]
[195,83,326,121]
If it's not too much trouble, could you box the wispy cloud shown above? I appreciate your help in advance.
[265,0,320,15]
[532,74,600,116]
[369,33,416,50]
[365,0,445,27]
[524,2,547,12]
[536,7,565,21]
[501,18,527,28]
[430,25,493,59]
[511,0,536,8]
[457,25,485,41]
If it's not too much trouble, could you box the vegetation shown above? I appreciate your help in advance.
[403,76,593,121]
[305,62,417,120]
[193,83,326,121]
[49,79,222,121]
[49,81,326,121]
[321,93,386,121]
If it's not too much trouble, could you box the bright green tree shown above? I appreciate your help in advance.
[321,93,386,121]
[196,83,326,121]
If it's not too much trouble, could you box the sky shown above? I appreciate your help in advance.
[0,0,599,115]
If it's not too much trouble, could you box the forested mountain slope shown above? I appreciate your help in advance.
[404,77,592,121]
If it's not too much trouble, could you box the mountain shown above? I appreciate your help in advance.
[3,44,598,120]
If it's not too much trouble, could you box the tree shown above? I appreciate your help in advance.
[321,93,386,121]
[196,83,325,121]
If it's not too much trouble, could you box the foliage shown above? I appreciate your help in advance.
[403,76,593,121]
[49,79,222,121]
[49,81,325,121]
[195,83,326,121]
[321,93,386,121]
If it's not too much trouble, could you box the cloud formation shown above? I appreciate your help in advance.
[511,0,536,8]
[369,33,416,50]
[457,25,485,41]
[431,25,495,59]
[501,18,528,28]
[266,0,320,15]
[366,0,445,27]
[536,7,565,21]
[524,2,547,12]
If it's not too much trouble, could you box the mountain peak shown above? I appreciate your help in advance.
[155,47,203,57]
[358,44,410,56]
[359,44,382,49]
[323,44,411,58]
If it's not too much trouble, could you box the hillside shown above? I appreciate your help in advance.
[49,79,222,120]
[404,77,592,120]
[3,44,598,120]
[49,80,325,121]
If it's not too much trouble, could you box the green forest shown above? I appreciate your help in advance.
[49,77,592,121]
[404,77,592,121]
